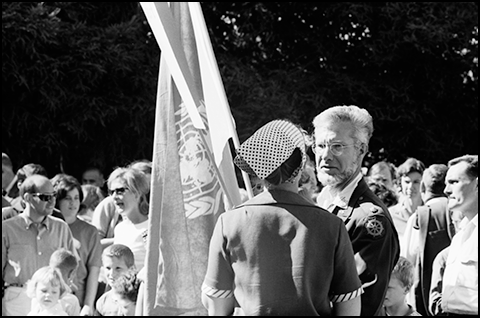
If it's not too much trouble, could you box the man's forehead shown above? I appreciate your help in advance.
[314,122,354,140]
[37,180,54,191]
[446,162,469,179]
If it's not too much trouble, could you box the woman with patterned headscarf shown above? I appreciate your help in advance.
[201,119,363,316]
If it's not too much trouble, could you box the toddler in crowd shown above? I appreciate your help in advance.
[95,243,137,316]
[110,272,141,316]
[49,248,82,316]
[383,256,422,316]
[26,265,70,316]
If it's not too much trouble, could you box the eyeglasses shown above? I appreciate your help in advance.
[32,193,56,202]
[109,187,129,196]
[312,143,356,156]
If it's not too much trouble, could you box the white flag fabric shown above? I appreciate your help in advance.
[139,2,242,315]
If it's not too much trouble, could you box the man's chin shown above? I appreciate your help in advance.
[318,173,340,187]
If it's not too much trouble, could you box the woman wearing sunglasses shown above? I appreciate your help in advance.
[107,166,150,273]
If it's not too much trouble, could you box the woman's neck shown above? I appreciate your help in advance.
[266,180,299,193]
[125,207,148,224]
[63,214,77,225]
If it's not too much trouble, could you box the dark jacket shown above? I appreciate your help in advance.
[333,178,400,316]
[413,196,454,316]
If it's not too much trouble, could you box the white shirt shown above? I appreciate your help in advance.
[27,302,68,316]
[441,214,478,315]
[114,218,148,271]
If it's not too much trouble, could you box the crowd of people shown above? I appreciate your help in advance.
[2,157,149,316]
[2,104,478,316]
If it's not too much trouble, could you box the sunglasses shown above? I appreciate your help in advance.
[32,193,56,202]
[109,187,129,196]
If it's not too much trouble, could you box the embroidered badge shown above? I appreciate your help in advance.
[365,217,385,238]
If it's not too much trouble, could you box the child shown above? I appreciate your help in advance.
[383,256,422,316]
[95,244,137,316]
[49,248,82,316]
[110,272,141,316]
[53,174,102,316]
[26,266,70,316]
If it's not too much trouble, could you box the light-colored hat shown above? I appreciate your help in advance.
[234,119,306,182]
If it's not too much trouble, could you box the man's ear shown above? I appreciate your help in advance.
[358,143,368,157]
[23,192,32,204]
[420,181,426,194]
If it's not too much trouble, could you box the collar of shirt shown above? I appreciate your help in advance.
[20,213,50,231]
[459,213,478,241]
[322,172,363,212]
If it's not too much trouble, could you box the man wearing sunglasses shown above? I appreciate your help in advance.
[2,174,77,316]
[312,105,400,316]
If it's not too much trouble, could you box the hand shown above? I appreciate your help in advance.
[80,304,94,316]
[354,252,367,275]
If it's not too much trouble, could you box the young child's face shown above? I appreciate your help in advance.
[112,292,136,316]
[383,277,407,308]
[103,256,132,286]
[35,281,61,310]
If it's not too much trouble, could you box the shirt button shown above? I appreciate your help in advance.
[38,252,42,255]
[37,236,41,240]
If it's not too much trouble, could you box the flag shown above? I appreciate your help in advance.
[139,2,243,315]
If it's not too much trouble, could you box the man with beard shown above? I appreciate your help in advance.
[312,105,400,316]
[2,175,76,316]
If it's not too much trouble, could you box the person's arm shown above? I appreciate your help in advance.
[134,281,144,316]
[401,212,420,263]
[100,237,115,250]
[429,247,449,316]
[80,265,100,316]
[91,197,115,240]
[332,297,361,316]
[201,292,235,316]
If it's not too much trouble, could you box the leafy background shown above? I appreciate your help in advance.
[2,2,478,185]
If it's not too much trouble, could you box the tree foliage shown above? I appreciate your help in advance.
[2,2,478,179]
[2,2,159,176]
[204,2,478,166]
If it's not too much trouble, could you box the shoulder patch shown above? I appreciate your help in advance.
[364,215,386,238]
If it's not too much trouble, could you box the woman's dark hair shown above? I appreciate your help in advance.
[265,148,303,186]
[396,157,425,178]
[53,174,84,209]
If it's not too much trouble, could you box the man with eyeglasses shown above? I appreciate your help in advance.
[312,105,400,316]
[2,174,77,316]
